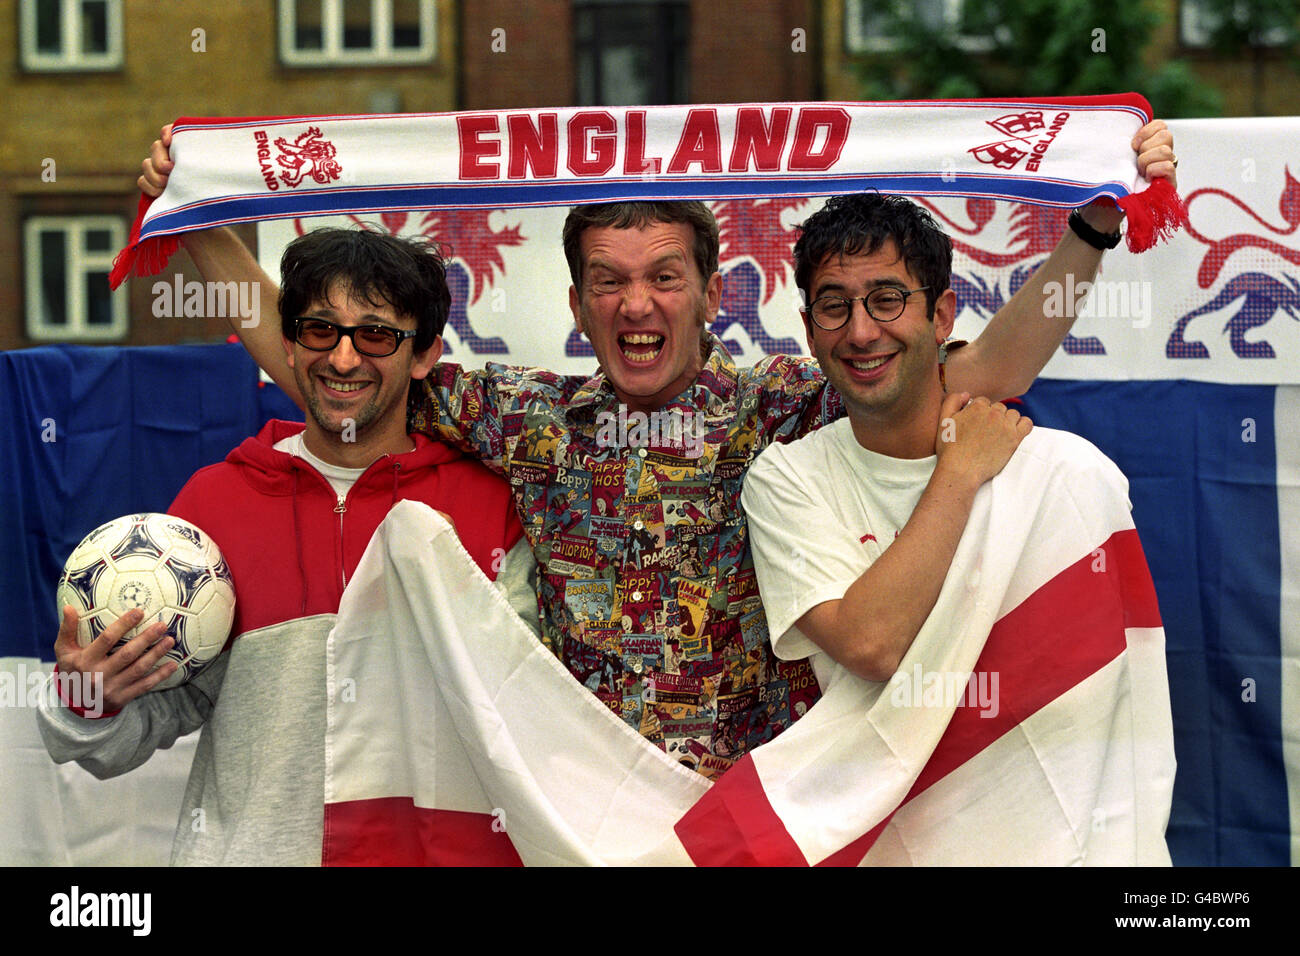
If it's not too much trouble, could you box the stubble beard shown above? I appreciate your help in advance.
[308,393,380,436]
[826,341,937,428]
[300,366,386,441]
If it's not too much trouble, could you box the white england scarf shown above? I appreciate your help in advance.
[112,95,1184,287]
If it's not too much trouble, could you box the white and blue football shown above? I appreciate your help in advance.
[56,513,236,690]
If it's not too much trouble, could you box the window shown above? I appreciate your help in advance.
[845,0,993,53]
[574,1,689,106]
[1179,0,1293,48]
[279,0,436,66]
[20,0,123,71]
[25,217,128,341]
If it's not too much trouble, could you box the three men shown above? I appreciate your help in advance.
[137,119,1177,778]
[39,229,530,864]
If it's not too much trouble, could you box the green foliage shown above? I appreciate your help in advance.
[1189,0,1300,112]
[852,0,1225,117]
[1191,0,1298,53]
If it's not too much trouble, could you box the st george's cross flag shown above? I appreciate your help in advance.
[321,427,1175,866]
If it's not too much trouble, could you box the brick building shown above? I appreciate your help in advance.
[1,0,1294,350]
[1,0,458,350]
[458,0,816,109]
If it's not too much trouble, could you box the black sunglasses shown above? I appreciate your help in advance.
[292,318,419,358]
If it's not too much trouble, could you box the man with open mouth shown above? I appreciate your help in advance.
[137,119,1176,780]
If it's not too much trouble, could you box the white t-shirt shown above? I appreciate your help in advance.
[741,418,937,677]
[272,432,371,498]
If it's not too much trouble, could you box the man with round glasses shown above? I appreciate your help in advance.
[40,228,531,864]
[747,193,1034,683]
[740,194,1173,863]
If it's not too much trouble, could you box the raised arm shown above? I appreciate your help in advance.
[139,125,299,406]
[944,120,1178,399]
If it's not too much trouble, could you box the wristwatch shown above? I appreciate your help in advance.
[1068,208,1122,250]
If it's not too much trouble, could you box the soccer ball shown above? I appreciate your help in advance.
[56,513,236,691]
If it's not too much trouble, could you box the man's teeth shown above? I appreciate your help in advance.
[620,333,664,364]
[848,356,890,371]
[324,379,366,392]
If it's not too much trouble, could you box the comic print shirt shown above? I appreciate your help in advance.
[409,335,843,778]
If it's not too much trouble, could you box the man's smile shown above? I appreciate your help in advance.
[618,332,666,364]
[839,351,898,381]
[318,375,372,397]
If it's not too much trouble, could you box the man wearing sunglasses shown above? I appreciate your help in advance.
[40,228,531,865]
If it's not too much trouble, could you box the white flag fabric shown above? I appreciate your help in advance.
[323,428,1175,866]
[322,500,707,865]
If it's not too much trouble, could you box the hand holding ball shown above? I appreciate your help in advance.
[56,513,235,692]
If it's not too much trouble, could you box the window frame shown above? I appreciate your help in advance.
[1178,0,1293,49]
[277,0,437,67]
[19,0,124,72]
[844,0,995,54]
[573,0,691,106]
[24,215,129,342]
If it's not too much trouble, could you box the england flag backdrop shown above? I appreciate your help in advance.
[1,117,1296,865]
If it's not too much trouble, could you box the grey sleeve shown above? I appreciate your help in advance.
[35,654,229,780]
[493,538,541,636]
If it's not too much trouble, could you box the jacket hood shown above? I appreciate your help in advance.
[225,419,464,495]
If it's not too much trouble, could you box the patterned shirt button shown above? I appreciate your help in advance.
[633,520,644,530]
[638,447,647,458]
[632,590,643,601]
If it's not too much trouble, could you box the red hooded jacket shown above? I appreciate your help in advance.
[169,419,524,637]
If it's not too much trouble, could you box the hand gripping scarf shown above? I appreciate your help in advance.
[110,93,1185,288]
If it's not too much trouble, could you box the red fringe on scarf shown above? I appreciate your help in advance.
[1117,176,1188,253]
[108,194,180,290]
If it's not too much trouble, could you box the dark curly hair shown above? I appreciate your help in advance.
[278,227,450,352]
[793,193,952,319]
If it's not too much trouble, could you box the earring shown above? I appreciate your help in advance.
[938,339,949,392]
